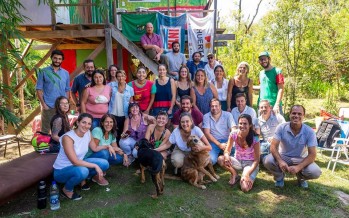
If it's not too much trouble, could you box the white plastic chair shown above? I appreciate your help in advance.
[327,137,349,172]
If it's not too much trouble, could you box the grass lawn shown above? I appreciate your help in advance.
[1,151,349,218]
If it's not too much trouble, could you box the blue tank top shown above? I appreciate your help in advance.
[153,78,172,108]
[194,86,213,115]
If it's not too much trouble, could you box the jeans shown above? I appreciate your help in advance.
[53,158,109,192]
[88,149,124,165]
[91,118,101,130]
[260,140,271,162]
[119,137,137,156]
[209,139,235,165]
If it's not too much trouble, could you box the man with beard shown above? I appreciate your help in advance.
[264,105,322,188]
[71,59,95,111]
[257,51,284,114]
[36,50,70,134]
[172,95,203,128]
[258,100,285,162]
[186,51,207,80]
[203,98,235,165]
[141,22,169,69]
[166,41,186,80]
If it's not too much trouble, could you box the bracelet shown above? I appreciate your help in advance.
[76,103,80,107]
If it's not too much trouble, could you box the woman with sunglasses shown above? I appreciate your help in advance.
[49,96,71,152]
[190,68,218,115]
[109,70,134,141]
[218,114,260,192]
[81,70,111,130]
[152,64,176,117]
[175,66,193,110]
[211,65,229,111]
[128,66,156,115]
[106,64,118,83]
[119,102,155,162]
[85,114,130,167]
[227,62,253,112]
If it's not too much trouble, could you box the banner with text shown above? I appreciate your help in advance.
[157,12,187,53]
[187,13,214,61]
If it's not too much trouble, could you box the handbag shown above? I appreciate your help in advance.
[31,131,52,153]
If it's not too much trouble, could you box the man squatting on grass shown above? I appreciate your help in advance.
[263,105,322,188]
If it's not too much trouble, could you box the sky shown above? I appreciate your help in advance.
[216,0,275,27]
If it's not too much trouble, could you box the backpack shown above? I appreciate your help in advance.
[31,131,51,152]
[316,120,341,148]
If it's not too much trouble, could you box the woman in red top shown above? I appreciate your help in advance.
[128,66,156,114]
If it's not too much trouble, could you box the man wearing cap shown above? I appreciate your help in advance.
[258,51,285,114]
[141,22,169,68]
[186,51,207,80]
[204,53,220,82]
[166,41,186,80]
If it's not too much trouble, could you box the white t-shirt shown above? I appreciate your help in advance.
[204,61,220,82]
[53,130,91,170]
[211,78,229,101]
[169,126,204,151]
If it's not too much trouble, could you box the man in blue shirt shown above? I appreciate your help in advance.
[36,50,70,134]
[264,105,322,188]
[71,59,95,111]
[186,51,207,80]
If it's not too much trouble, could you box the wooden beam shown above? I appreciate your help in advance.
[15,106,41,134]
[17,29,105,39]
[14,39,63,93]
[105,28,114,67]
[33,44,117,50]
[110,24,158,75]
[69,41,106,79]
[215,34,236,40]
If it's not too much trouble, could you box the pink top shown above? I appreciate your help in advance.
[85,85,111,118]
[230,132,259,161]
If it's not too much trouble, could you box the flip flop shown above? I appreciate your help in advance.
[229,175,241,186]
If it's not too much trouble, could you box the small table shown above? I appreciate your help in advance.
[32,114,79,134]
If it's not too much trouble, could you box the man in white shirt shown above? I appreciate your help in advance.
[204,53,220,82]
[258,100,285,161]
[231,93,259,133]
[166,41,186,80]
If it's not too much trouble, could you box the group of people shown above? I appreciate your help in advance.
[35,34,322,199]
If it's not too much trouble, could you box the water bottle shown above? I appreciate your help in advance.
[37,180,47,209]
[50,181,60,211]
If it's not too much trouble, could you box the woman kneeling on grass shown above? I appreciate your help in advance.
[53,113,110,200]
[85,113,130,167]
[218,114,260,192]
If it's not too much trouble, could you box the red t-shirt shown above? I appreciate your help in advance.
[172,108,203,126]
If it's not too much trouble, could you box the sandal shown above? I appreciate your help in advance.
[92,176,109,186]
[61,190,82,201]
[228,175,241,186]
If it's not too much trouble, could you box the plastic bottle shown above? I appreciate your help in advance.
[49,181,60,211]
[37,180,47,209]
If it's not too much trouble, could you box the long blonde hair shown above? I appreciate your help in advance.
[194,69,208,88]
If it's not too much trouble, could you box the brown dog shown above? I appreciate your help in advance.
[137,139,166,198]
[181,135,220,189]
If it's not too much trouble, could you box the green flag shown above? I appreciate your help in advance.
[121,13,158,41]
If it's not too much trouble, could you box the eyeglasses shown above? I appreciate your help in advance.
[208,57,214,59]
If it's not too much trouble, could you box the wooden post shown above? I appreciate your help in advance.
[105,27,114,67]
[14,39,25,116]
[117,42,123,70]
[213,0,217,54]
[0,45,15,134]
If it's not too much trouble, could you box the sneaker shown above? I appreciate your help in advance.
[81,183,90,191]
[92,176,109,186]
[61,191,82,201]
[298,179,308,188]
[275,179,284,188]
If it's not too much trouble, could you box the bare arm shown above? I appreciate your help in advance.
[288,146,317,174]
[199,135,212,152]
[190,87,198,110]
[248,78,253,106]
[71,91,79,106]
[145,93,155,114]
[154,130,171,152]
[243,142,260,177]
[270,138,289,171]
[273,83,284,114]
[90,135,115,157]
[210,83,218,99]
[80,88,88,113]
[226,78,234,112]
[144,124,155,140]
[168,78,177,113]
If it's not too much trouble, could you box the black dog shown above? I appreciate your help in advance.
[136,138,166,198]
